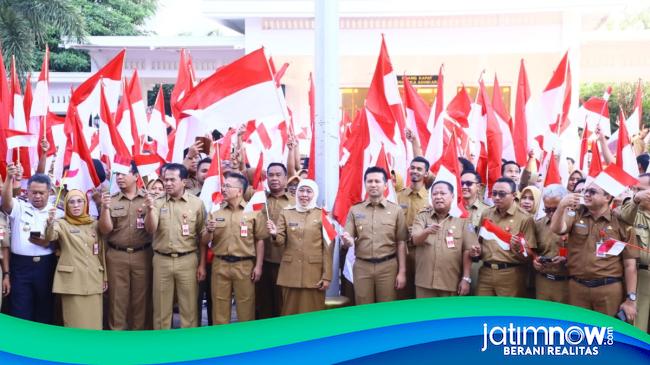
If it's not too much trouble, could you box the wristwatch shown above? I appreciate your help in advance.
[462,276,472,284]
[627,292,637,301]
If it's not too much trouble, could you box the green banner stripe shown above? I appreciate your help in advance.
[0,297,648,364]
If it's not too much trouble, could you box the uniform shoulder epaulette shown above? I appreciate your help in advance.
[418,206,433,214]
[283,205,296,210]
[351,200,365,207]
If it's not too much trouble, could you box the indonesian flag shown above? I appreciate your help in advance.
[478,77,503,194]
[479,219,511,251]
[63,105,102,193]
[542,151,562,186]
[597,239,627,257]
[588,138,603,178]
[534,51,571,149]
[373,143,397,203]
[492,74,516,162]
[402,74,431,152]
[0,53,10,174]
[170,49,196,123]
[307,73,316,180]
[147,85,171,160]
[513,59,531,166]
[114,81,138,155]
[8,57,31,174]
[199,146,224,213]
[30,47,49,121]
[244,189,267,213]
[627,80,642,137]
[133,154,164,179]
[577,86,612,136]
[592,164,639,197]
[71,50,125,149]
[424,65,448,172]
[98,82,132,174]
[322,209,337,248]
[5,129,38,150]
[127,70,148,140]
[174,48,285,162]
[251,152,264,191]
[615,110,638,178]
[432,128,468,218]
[579,128,592,171]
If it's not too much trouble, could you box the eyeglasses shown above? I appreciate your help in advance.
[583,188,601,196]
[223,184,242,190]
[491,190,511,198]
[461,181,477,187]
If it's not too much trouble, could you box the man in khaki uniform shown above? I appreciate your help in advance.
[201,173,267,324]
[411,181,477,297]
[397,156,430,300]
[145,163,206,329]
[99,162,153,330]
[633,173,650,332]
[476,177,537,297]
[256,163,293,318]
[550,182,647,319]
[0,211,10,306]
[532,184,570,303]
[342,166,407,304]
[461,171,490,294]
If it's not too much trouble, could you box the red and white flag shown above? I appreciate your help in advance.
[477,77,503,194]
[170,49,195,123]
[402,75,431,152]
[592,163,638,197]
[148,85,171,160]
[5,129,38,150]
[244,189,267,213]
[534,51,571,149]
[373,143,397,203]
[513,59,531,166]
[597,239,627,257]
[322,209,337,248]
[127,70,148,140]
[133,154,164,179]
[307,73,316,180]
[615,110,638,178]
[542,151,562,186]
[199,147,224,213]
[174,48,285,162]
[432,128,468,218]
[30,47,49,121]
[492,74,516,162]
[588,138,603,178]
[627,80,643,137]
[63,105,102,193]
[99,82,132,174]
[479,219,511,251]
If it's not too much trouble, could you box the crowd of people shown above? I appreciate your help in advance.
[0,124,648,336]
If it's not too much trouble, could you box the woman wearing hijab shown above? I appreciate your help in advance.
[520,186,541,216]
[45,190,107,329]
[267,179,332,315]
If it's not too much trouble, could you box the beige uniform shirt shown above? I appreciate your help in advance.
[564,206,639,279]
[397,186,430,228]
[150,192,206,254]
[412,209,476,291]
[466,198,490,233]
[634,209,650,266]
[208,200,268,257]
[46,220,106,295]
[274,207,333,288]
[479,204,537,264]
[184,177,201,196]
[344,198,408,259]
[106,190,151,247]
[262,192,294,263]
[534,216,569,276]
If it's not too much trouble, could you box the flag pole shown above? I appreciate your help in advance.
[54,170,68,207]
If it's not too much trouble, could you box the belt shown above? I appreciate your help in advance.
[572,277,622,288]
[154,250,196,258]
[217,255,255,263]
[108,242,151,253]
[540,273,570,281]
[357,254,396,264]
[639,264,649,271]
[483,261,520,270]
[11,253,54,263]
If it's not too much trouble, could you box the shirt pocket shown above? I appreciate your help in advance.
[57,265,74,273]
[308,255,323,264]
[636,224,650,247]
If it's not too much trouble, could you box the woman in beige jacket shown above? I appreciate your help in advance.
[45,190,107,329]
[267,179,332,315]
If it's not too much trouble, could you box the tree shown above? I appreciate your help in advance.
[0,0,86,79]
[579,81,650,132]
[49,0,158,72]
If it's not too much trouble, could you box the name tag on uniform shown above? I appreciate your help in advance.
[240,222,248,237]
[446,230,455,248]
[288,222,299,227]
[215,218,226,222]
[354,213,366,219]
[114,206,125,211]
[181,224,190,236]
[636,224,649,229]
[161,208,169,214]
[575,223,587,228]
[595,242,606,258]
[69,228,80,234]
[136,217,145,229]
[93,242,99,255]
[400,204,408,209]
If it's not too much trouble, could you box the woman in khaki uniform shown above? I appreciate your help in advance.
[45,190,107,329]
[267,179,332,315]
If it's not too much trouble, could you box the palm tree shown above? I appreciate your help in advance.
[0,0,86,80]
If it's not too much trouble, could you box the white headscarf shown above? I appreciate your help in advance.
[295,179,319,212]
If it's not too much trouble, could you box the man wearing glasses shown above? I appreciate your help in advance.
[397,156,430,299]
[532,184,570,303]
[476,177,537,297]
[460,171,490,233]
[550,182,646,320]
[201,173,267,324]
